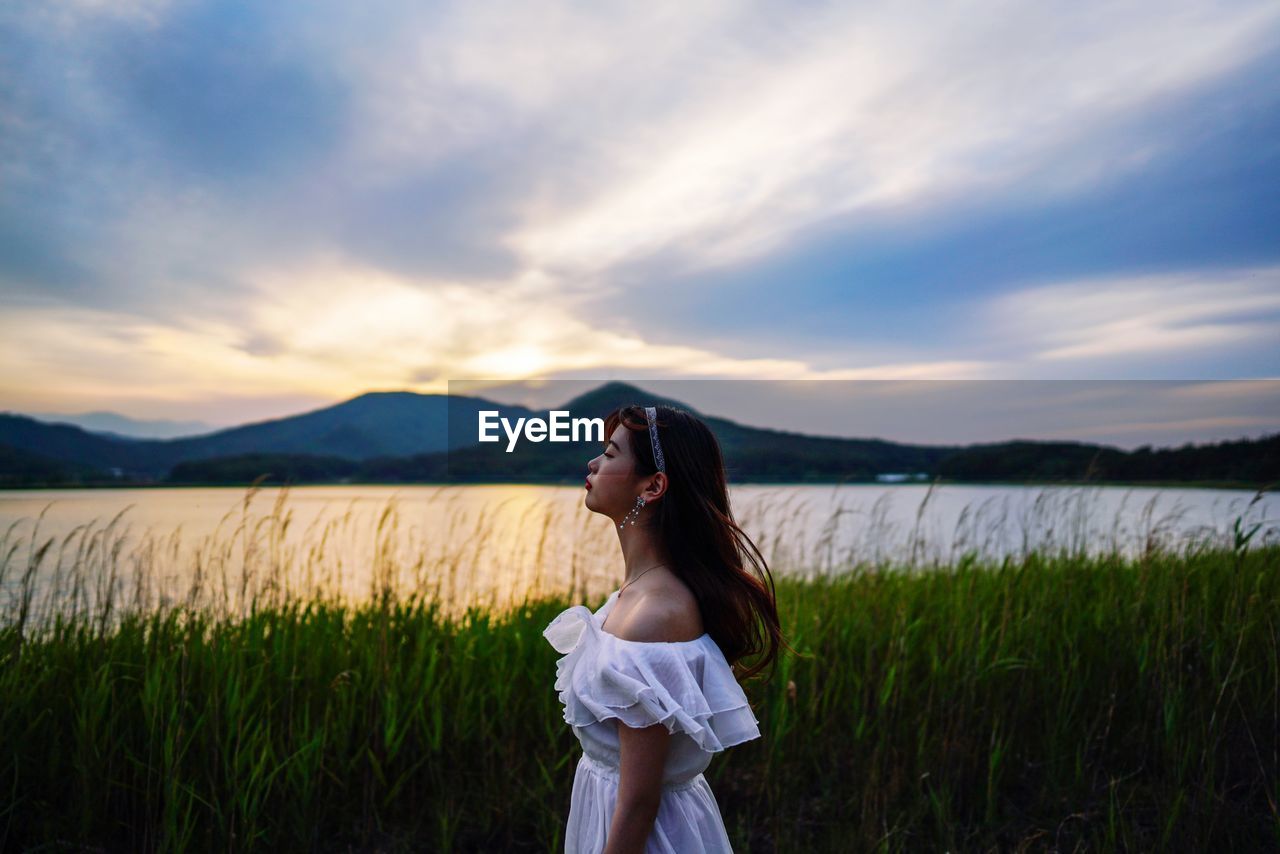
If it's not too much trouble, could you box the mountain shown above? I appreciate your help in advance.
[148,390,530,460]
[26,411,218,440]
[1,382,1275,487]
[0,441,109,487]
[0,415,160,477]
[0,391,536,479]
[436,381,960,484]
[558,381,704,419]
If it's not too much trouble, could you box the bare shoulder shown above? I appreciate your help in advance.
[612,577,704,643]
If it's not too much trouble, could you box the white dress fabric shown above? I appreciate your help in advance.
[543,588,761,853]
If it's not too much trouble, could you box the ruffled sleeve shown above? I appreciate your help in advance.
[542,604,761,753]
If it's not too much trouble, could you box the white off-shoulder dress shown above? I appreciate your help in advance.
[542,588,761,853]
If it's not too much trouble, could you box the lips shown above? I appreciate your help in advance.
[585,478,592,489]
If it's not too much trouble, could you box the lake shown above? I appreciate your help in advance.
[1,483,1274,625]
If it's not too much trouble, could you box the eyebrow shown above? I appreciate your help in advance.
[606,439,621,451]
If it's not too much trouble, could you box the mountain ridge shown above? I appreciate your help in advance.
[3,381,1274,487]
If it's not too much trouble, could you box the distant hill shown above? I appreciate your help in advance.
[0,391,536,480]
[433,380,960,484]
[558,381,702,419]
[26,411,218,440]
[166,453,362,485]
[1,382,1275,488]
[0,441,109,487]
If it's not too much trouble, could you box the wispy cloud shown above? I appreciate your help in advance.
[0,250,995,421]
[507,1,1280,277]
[988,265,1280,364]
[1,0,1278,429]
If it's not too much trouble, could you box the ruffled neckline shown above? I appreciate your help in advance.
[542,589,762,754]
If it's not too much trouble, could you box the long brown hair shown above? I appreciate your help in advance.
[603,403,793,683]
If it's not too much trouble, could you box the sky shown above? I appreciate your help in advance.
[1,0,1278,445]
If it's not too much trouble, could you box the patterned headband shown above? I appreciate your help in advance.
[644,405,666,473]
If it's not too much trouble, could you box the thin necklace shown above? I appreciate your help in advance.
[620,562,667,595]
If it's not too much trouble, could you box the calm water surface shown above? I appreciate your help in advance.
[1,483,1274,623]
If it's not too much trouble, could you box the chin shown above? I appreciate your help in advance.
[584,494,607,517]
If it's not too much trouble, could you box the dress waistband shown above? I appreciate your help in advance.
[579,752,704,792]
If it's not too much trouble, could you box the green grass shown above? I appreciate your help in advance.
[0,487,1277,852]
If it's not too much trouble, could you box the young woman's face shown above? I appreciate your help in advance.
[584,424,640,520]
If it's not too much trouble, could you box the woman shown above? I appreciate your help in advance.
[543,403,789,853]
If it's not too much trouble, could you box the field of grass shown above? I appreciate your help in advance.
[1,488,1277,852]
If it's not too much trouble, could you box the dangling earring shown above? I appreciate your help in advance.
[619,495,645,529]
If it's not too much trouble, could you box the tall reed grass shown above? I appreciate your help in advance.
[0,484,1276,851]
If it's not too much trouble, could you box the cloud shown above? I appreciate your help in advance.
[1,0,1278,426]
[0,244,1003,422]
[988,265,1280,363]
[8,1,1279,294]
[1059,414,1277,440]
[207,254,1002,384]
[1166,379,1280,398]
[507,0,1280,277]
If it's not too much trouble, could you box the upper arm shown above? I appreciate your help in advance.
[615,717,671,812]
[610,593,700,811]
